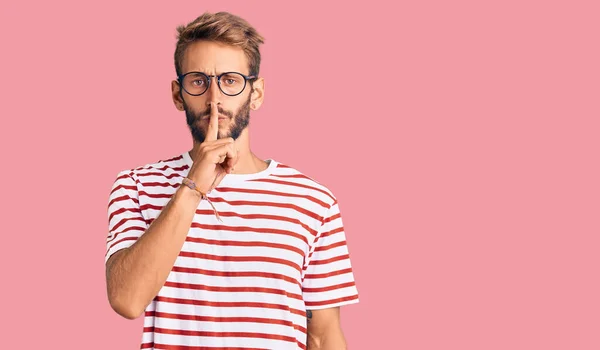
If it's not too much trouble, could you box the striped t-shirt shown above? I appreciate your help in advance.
[105,151,359,349]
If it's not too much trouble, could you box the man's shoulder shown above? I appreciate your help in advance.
[115,152,188,181]
[270,160,338,207]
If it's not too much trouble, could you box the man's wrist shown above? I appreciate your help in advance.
[182,177,213,196]
[176,183,204,203]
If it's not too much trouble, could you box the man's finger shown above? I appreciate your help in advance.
[207,143,237,164]
[225,145,239,172]
[205,102,219,142]
[203,138,234,153]
[205,137,234,147]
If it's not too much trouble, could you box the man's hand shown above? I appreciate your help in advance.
[187,102,239,193]
[306,307,347,350]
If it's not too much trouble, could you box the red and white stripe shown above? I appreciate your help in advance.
[106,152,359,349]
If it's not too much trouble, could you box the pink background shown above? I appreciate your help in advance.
[1,1,599,349]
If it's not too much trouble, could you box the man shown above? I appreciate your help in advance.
[105,11,359,350]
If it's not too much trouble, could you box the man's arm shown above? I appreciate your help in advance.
[106,185,202,320]
[306,307,347,350]
[106,104,237,320]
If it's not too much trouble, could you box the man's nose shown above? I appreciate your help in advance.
[205,77,223,105]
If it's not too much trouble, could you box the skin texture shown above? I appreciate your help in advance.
[307,307,348,350]
[106,39,347,348]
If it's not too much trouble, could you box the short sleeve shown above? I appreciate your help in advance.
[301,200,359,310]
[105,170,148,264]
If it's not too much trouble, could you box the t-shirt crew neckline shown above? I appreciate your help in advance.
[181,151,277,186]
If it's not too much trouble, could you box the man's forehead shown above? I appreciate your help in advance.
[182,41,248,74]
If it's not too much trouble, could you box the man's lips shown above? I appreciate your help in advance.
[201,115,229,121]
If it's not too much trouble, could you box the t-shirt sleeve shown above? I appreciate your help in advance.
[105,170,148,265]
[301,200,360,310]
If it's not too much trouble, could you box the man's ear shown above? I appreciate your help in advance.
[171,80,184,111]
[249,77,265,110]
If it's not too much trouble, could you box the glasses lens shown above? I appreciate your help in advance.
[219,73,246,95]
[183,73,209,95]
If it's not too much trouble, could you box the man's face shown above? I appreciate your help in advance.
[178,40,254,143]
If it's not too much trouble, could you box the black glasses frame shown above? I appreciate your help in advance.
[177,71,257,97]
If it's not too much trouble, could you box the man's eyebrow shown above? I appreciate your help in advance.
[188,70,226,75]
[188,70,245,75]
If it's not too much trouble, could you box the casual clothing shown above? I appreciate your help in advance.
[106,152,359,349]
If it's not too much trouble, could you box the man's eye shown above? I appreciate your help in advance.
[225,79,235,85]
[192,80,205,86]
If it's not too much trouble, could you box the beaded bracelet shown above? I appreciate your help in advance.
[181,176,222,222]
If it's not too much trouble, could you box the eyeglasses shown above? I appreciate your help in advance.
[177,71,256,97]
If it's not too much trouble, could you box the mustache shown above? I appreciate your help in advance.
[197,106,234,119]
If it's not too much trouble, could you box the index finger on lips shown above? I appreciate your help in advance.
[205,102,219,142]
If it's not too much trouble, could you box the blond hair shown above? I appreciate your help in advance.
[174,12,265,77]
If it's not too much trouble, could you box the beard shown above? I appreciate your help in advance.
[184,95,251,143]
